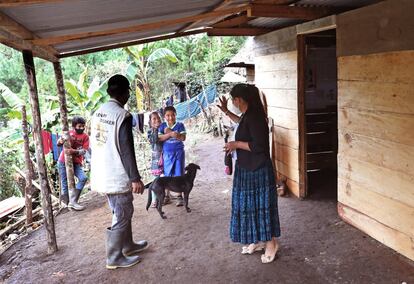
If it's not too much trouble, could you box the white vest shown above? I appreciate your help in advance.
[90,99,131,194]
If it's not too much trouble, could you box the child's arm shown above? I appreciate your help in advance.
[158,132,172,142]
[170,131,186,141]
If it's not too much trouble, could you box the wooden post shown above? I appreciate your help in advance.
[21,105,35,225]
[53,61,77,197]
[22,50,58,254]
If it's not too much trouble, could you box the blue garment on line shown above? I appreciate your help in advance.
[230,159,281,244]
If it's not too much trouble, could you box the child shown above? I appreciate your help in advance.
[158,106,186,207]
[147,111,164,207]
[57,116,89,210]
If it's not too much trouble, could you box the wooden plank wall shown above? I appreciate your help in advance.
[253,28,300,196]
[337,0,414,261]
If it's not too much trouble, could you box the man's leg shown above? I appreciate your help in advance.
[105,192,141,269]
[57,162,69,205]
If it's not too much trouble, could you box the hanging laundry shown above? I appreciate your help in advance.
[41,130,53,155]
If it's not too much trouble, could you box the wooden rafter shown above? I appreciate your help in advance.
[248,3,332,20]
[58,29,209,58]
[176,0,230,33]
[0,0,63,7]
[252,0,300,5]
[207,27,271,36]
[212,13,250,28]
[0,11,58,60]
[0,29,58,61]
[31,5,249,46]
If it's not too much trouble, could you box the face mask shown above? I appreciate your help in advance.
[75,128,84,134]
[232,100,241,114]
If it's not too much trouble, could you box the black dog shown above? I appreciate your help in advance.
[146,163,201,219]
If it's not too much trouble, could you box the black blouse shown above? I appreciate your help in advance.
[235,108,270,171]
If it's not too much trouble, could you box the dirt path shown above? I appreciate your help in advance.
[1,136,413,284]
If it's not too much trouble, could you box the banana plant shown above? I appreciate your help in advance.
[64,67,109,118]
[124,44,178,111]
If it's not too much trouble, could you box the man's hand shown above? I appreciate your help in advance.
[165,128,172,134]
[132,180,144,194]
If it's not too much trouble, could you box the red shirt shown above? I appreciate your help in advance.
[58,130,89,165]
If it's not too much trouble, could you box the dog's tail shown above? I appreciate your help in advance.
[145,185,152,211]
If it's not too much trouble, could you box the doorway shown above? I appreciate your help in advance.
[298,29,338,199]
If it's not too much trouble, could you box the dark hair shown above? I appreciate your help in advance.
[230,84,265,117]
[149,111,161,127]
[107,74,131,98]
[72,116,86,127]
[163,106,176,114]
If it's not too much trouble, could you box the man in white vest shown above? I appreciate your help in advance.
[90,74,148,269]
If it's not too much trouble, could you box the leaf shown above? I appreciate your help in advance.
[65,80,83,105]
[77,68,88,95]
[135,85,143,111]
[7,109,22,120]
[0,82,23,108]
[87,76,100,98]
[126,63,138,82]
[147,48,178,64]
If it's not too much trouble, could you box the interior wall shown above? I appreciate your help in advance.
[252,27,301,197]
[336,0,414,260]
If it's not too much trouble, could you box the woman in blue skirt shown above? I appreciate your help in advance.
[218,84,281,264]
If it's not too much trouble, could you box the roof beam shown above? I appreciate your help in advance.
[0,11,58,61]
[207,27,271,36]
[31,5,249,46]
[0,29,58,61]
[251,0,300,5]
[176,0,230,33]
[248,4,332,20]
[212,14,250,28]
[58,29,208,58]
[0,0,63,7]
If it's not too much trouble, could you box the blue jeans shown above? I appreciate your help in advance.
[107,192,134,230]
[58,162,88,195]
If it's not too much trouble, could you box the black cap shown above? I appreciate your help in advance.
[107,74,131,94]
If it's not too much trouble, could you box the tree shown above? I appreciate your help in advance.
[124,44,178,111]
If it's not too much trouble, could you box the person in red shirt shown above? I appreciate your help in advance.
[57,116,89,210]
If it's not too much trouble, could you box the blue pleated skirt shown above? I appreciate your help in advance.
[230,159,281,244]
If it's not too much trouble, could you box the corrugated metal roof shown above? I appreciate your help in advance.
[296,0,380,8]
[0,0,381,59]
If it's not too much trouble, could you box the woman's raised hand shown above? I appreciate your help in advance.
[217,96,229,113]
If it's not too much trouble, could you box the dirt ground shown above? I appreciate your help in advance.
[0,136,413,284]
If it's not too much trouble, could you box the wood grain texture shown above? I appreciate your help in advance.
[338,178,414,238]
[338,80,414,115]
[338,108,414,147]
[268,106,298,130]
[338,131,414,177]
[338,202,414,261]
[338,155,414,208]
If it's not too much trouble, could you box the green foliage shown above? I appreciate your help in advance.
[0,34,246,199]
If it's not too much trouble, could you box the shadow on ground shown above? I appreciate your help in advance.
[0,136,413,284]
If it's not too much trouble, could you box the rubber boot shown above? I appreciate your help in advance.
[106,227,141,269]
[123,221,148,256]
[68,189,84,211]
